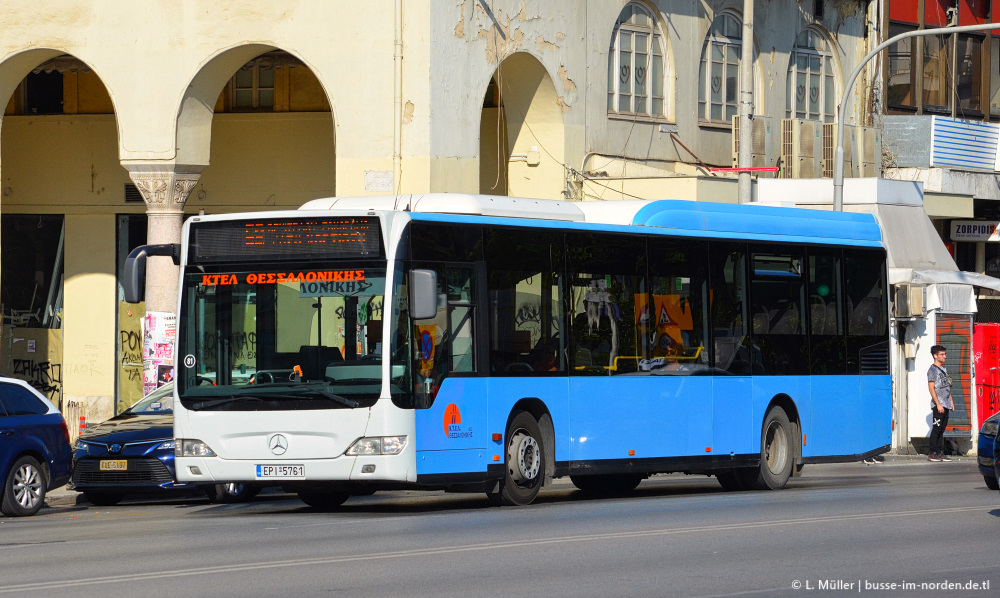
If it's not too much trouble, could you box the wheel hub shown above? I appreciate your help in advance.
[509,432,540,482]
[13,464,42,509]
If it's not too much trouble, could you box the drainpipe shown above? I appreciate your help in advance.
[394,0,403,194]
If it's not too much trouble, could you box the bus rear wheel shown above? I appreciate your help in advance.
[487,411,545,506]
[298,491,350,510]
[742,406,794,490]
[570,474,643,495]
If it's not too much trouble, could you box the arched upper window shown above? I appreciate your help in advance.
[698,13,743,124]
[607,3,666,119]
[786,30,836,122]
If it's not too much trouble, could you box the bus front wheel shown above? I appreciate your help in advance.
[298,491,350,510]
[487,410,545,506]
[741,407,794,490]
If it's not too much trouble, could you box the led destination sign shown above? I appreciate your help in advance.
[189,217,382,263]
[200,270,365,286]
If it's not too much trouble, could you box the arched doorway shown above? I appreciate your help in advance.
[0,50,125,427]
[479,53,565,200]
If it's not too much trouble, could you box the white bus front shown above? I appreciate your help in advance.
[169,213,419,504]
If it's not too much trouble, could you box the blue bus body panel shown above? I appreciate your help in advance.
[415,373,889,477]
[567,376,713,460]
[712,376,754,456]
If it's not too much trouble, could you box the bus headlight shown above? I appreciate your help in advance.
[346,436,407,456]
[176,439,217,457]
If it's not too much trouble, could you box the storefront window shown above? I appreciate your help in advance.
[1,215,64,329]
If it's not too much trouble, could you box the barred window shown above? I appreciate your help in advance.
[786,30,836,123]
[607,2,666,119]
[698,13,743,124]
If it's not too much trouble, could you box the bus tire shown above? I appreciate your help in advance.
[571,474,643,495]
[743,407,794,490]
[487,410,545,506]
[298,491,350,510]
[715,471,746,491]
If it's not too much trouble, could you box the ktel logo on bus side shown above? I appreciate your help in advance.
[443,404,473,439]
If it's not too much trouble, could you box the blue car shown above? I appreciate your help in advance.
[0,377,72,517]
[977,412,1000,491]
[71,383,259,505]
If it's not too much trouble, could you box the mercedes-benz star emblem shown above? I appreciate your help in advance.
[268,434,288,455]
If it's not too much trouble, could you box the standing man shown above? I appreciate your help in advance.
[927,345,953,462]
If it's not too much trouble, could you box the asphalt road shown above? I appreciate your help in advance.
[1,460,996,598]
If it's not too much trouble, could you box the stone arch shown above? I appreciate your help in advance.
[479,52,565,200]
[175,43,338,170]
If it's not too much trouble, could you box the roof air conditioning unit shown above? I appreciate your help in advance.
[780,118,822,178]
[893,284,924,318]
[821,124,880,179]
[731,115,775,170]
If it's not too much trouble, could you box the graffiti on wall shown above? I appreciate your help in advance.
[11,358,62,400]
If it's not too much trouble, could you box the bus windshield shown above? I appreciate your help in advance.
[176,264,387,410]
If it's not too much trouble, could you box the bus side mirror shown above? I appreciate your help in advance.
[408,269,438,320]
[122,244,181,303]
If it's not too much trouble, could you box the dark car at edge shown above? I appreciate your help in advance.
[70,383,259,505]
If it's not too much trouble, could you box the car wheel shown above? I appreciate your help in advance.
[487,411,546,506]
[83,491,124,506]
[984,475,999,491]
[205,482,262,503]
[298,491,350,510]
[1,456,47,517]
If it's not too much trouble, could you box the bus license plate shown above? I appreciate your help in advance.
[255,464,304,478]
[99,460,128,471]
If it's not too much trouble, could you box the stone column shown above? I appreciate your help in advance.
[127,169,201,312]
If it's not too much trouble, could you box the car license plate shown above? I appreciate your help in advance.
[99,460,128,471]
[255,464,304,478]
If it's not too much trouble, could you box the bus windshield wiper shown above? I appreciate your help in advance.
[188,396,263,410]
[250,385,360,408]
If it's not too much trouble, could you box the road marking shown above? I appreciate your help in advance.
[0,504,986,592]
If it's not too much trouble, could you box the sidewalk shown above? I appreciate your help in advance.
[45,485,82,508]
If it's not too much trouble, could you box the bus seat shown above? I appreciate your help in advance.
[810,300,826,335]
[770,305,800,334]
[298,345,343,380]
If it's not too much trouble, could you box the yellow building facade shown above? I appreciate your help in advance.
[0,1,874,436]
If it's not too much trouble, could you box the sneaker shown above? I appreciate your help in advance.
[940,454,952,462]
[928,453,942,462]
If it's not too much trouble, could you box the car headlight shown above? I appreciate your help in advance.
[346,436,407,456]
[73,439,91,453]
[157,440,176,451]
[176,439,217,457]
[982,420,999,437]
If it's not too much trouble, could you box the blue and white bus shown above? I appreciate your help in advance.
[124,194,891,507]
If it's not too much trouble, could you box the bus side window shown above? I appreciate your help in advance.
[647,238,709,374]
[709,244,751,375]
[566,233,645,375]
[485,228,563,376]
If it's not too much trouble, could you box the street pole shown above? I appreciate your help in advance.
[737,0,754,204]
[833,22,1000,211]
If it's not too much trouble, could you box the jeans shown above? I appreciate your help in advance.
[929,407,950,455]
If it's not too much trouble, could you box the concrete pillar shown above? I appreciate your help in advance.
[125,168,201,313]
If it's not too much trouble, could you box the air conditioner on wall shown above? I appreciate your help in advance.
[780,118,822,178]
[821,124,879,179]
[893,284,924,318]
[730,115,775,169]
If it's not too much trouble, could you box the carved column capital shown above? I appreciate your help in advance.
[129,171,201,213]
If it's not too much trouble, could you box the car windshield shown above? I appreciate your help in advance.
[128,383,174,414]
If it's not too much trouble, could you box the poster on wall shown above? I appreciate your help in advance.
[117,302,145,411]
[143,311,176,396]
